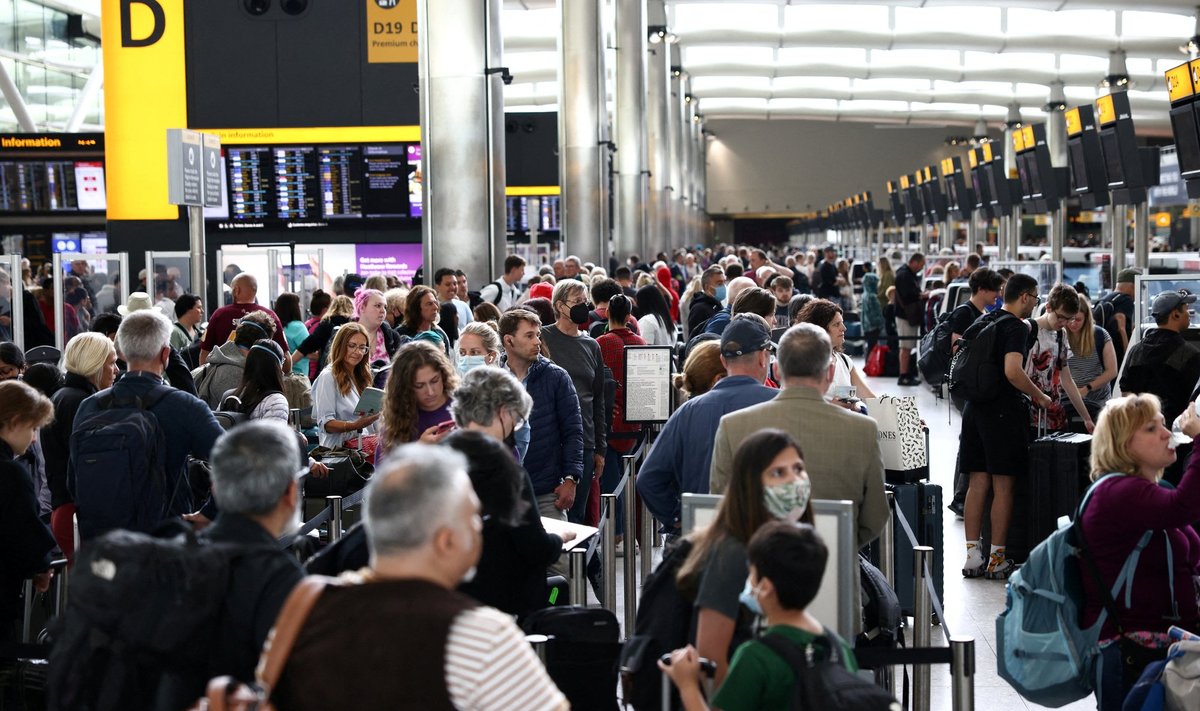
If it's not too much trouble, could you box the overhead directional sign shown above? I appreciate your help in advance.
[167,128,203,206]
[202,133,222,208]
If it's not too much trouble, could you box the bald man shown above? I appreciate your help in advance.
[199,273,288,364]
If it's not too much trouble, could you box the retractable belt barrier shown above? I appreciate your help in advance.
[292,483,366,540]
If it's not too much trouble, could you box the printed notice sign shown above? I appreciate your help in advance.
[624,346,673,424]
[367,0,418,64]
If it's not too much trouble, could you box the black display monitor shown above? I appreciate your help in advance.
[886,181,905,224]
[1064,105,1110,209]
[0,133,107,215]
[1169,104,1200,181]
[1095,92,1148,201]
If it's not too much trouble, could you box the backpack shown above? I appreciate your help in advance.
[46,525,258,711]
[213,395,248,431]
[485,280,504,305]
[1093,296,1118,337]
[69,384,176,540]
[916,310,955,386]
[856,555,903,651]
[996,474,1175,707]
[947,310,1019,402]
[618,538,696,710]
[757,629,900,711]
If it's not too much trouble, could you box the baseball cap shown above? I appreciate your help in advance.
[719,318,773,359]
[1150,290,1197,319]
[1116,268,1142,284]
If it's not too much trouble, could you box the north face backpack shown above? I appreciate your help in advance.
[947,310,1017,402]
[916,310,955,386]
[758,629,900,711]
[996,474,1176,707]
[69,384,176,540]
[46,525,263,711]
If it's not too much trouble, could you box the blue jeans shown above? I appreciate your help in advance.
[567,447,595,524]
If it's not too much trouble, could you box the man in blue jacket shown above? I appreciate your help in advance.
[499,309,583,520]
[638,315,777,537]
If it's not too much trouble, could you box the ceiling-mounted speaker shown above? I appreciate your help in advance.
[243,0,270,16]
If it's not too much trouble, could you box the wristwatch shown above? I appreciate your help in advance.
[560,475,579,485]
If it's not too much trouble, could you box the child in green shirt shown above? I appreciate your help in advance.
[659,521,856,711]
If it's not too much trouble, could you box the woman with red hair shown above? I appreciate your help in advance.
[656,265,681,324]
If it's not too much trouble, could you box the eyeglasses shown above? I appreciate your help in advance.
[349,345,370,354]
[1054,312,1082,323]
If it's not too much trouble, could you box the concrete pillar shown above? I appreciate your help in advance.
[692,113,705,245]
[418,0,506,282]
[559,0,606,267]
[646,0,671,257]
[679,73,693,250]
[667,52,683,255]
[1046,81,1068,168]
[614,0,649,262]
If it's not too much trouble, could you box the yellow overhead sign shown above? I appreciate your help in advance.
[900,175,911,189]
[366,0,419,64]
[1012,130,1026,153]
[1065,107,1082,136]
[941,157,954,176]
[981,142,994,163]
[1166,62,1195,103]
[1096,94,1117,126]
[1021,125,1035,149]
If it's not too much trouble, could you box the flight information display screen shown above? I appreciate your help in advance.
[0,160,107,213]
[505,195,560,235]
[213,141,419,231]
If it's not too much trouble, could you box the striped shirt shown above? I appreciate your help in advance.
[1063,326,1112,408]
[445,606,569,711]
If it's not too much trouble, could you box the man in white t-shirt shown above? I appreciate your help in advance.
[274,444,568,711]
[1024,284,1093,434]
[477,255,526,311]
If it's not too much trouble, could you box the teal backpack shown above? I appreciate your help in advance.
[996,474,1178,707]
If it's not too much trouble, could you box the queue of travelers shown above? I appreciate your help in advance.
[3,242,1200,711]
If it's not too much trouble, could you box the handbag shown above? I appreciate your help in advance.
[864,345,888,377]
[306,445,374,498]
[192,577,334,711]
[861,396,927,473]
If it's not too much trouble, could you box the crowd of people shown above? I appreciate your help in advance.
[2,241,1200,711]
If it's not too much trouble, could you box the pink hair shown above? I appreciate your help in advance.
[353,288,384,318]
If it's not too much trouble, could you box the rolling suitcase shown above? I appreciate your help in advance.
[522,605,621,711]
[1021,431,1091,559]
[887,482,944,619]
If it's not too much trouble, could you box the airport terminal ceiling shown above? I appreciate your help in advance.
[1,1,1197,134]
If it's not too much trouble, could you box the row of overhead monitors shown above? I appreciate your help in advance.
[825,80,1188,232]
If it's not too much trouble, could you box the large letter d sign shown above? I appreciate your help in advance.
[121,0,166,47]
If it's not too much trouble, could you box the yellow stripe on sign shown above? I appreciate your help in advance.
[1021,125,1035,149]
[1166,62,1195,103]
[886,180,896,193]
[900,175,910,189]
[1096,94,1117,125]
[197,126,421,145]
[968,150,978,169]
[1012,130,1026,153]
[982,142,994,163]
[941,158,954,176]
[366,0,418,64]
[102,0,187,220]
[505,186,561,196]
[1065,107,1082,136]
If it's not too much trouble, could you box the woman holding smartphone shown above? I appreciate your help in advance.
[378,341,460,461]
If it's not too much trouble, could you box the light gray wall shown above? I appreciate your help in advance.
[705,118,1001,216]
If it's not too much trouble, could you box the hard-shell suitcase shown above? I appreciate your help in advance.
[522,605,621,711]
[1018,432,1091,561]
[887,482,944,619]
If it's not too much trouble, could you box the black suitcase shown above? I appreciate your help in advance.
[887,482,944,619]
[1020,432,1091,560]
[522,606,621,711]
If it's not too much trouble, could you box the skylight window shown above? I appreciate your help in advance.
[839,99,911,113]
[1007,9,1115,38]
[690,76,772,94]
[781,4,888,33]
[910,103,982,114]
[768,98,840,112]
[777,47,867,66]
[505,52,558,75]
[684,46,774,67]
[870,49,962,69]
[1122,11,1194,38]
[894,7,1001,34]
[1058,54,1109,73]
[672,3,779,34]
[853,78,932,94]
[772,76,852,92]
[697,97,770,111]
[935,80,1016,96]
[963,51,1056,72]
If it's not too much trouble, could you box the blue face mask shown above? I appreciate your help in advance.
[739,579,763,617]
[986,295,1003,312]
[714,285,727,303]
[457,354,488,376]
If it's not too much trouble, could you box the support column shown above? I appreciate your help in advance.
[1046,81,1068,168]
[559,0,606,267]
[1110,207,1126,277]
[0,58,35,131]
[614,0,649,262]
[646,0,671,257]
[1133,202,1149,270]
[418,0,506,283]
[667,54,683,256]
[690,111,703,246]
[678,73,693,252]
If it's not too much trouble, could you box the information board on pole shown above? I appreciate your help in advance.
[624,346,674,424]
[202,133,223,208]
[167,128,204,206]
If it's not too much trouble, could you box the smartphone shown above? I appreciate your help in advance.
[435,420,456,433]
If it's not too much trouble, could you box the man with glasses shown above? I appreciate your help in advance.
[1024,283,1094,435]
[958,274,1053,581]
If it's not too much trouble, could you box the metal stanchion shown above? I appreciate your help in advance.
[602,493,618,612]
[882,491,896,588]
[328,495,343,542]
[289,407,302,432]
[914,545,933,711]
[20,580,33,643]
[527,633,552,665]
[950,636,976,711]
[568,548,589,606]
[640,497,654,581]
[623,460,638,634]
[53,564,69,617]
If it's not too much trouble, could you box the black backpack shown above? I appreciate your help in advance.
[947,310,1019,403]
[916,310,955,386]
[46,525,260,711]
[522,605,621,711]
[856,555,903,652]
[69,385,177,541]
[758,629,899,711]
[618,538,696,710]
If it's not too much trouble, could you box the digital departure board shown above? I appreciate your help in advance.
[504,195,561,236]
[0,160,107,213]
[213,141,419,231]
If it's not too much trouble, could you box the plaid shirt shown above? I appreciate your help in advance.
[597,327,647,452]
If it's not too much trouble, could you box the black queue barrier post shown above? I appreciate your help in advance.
[527,633,552,665]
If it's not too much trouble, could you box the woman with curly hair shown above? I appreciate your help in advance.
[378,341,459,459]
[311,322,379,451]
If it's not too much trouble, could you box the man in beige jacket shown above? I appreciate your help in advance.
[710,323,888,549]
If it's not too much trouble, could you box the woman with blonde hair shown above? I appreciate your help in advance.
[311,322,379,451]
[457,321,502,375]
[1062,295,1118,426]
[876,256,895,311]
[42,332,119,560]
[675,340,725,400]
[1078,394,1200,709]
[379,341,459,458]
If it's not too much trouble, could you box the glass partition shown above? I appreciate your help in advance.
[988,259,1063,297]
[144,251,194,307]
[0,255,25,350]
[1133,273,1200,333]
[50,252,129,350]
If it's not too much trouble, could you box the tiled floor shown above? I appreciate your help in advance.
[605,359,1100,711]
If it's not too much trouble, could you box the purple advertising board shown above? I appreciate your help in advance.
[355,243,423,284]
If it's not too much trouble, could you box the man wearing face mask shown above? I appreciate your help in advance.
[161,420,304,708]
[274,445,569,711]
[540,280,607,524]
[687,265,728,338]
[69,310,225,540]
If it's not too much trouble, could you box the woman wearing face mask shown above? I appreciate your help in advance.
[41,332,118,561]
[674,428,813,686]
[378,341,459,462]
[0,380,57,643]
[457,322,502,376]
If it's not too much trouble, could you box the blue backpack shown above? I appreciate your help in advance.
[69,384,176,540]
[996,474,1177,707]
